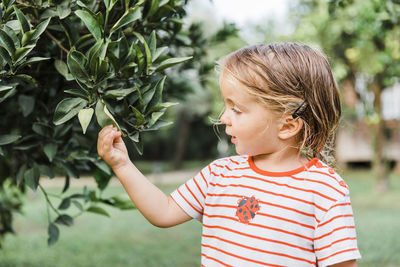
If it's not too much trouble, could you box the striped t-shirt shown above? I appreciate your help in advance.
[170,155,361,266]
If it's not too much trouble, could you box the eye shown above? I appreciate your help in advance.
[231,107,242,114]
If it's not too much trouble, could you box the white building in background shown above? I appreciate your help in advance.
[337,82,400,165]
[382,84,400,120]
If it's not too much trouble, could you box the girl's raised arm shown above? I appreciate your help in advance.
[97,125,192,227]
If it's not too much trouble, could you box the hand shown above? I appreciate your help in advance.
[97,125,130,171]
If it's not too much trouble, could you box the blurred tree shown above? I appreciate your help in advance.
[292,0,400,191]
[0,0,197,246]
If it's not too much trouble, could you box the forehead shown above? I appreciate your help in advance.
[219,70,259,105]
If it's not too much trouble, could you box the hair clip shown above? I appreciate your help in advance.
[292,100,307,119]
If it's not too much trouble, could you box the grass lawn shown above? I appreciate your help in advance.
[1,168,399,266]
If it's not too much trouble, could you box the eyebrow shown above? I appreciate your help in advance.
[224,97,247,111]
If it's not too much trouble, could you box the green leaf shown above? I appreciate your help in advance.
[31,18,51,41]
[146,0,159,18]
[133,32,152,73]
[130,105,145,126]
[152,46,168,62]
[0,134,21,145]
[16,164,27,186]
[67,50,89,84]
[18,94,35,117]
[3,25,20,49]
[53,97,88,125]
[149,30,157,58]
[133,42,145,75]
[110,195,136,210]
[104,87,136,100]
[154,56,192,72]
[75,9,102,40]
[57,5,71,19]
[15,56,49,72]
[78,107,94,134]
[144,120,172,131]
[21,29,36,46]
[95,100,121,131]
[0,87,16,103]
[147,75,166,110]
[72,200,84,211]
[55,214,74,226]
[58,198,71,210]
[13,45,35,64]
[44,143,57,162]
[93,167,111,191]
[94,160,112,175]
[47,223,59,246]
[64,88,87,99]
[13,6,31,33]
[24,165,40,191]
[0,46,12,66]
[148,111,164,127]
[87,206,110,217]
[38,164,55,179]
[54,59,69,77]
[146,102,178,115]
[0,29,16,56]
[109,7,141,35]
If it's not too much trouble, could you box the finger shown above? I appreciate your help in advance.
[98,128,117,155]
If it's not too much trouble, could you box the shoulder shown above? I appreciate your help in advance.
[209,155,250,170]
[305,159,350,199]
[210,155,249,168]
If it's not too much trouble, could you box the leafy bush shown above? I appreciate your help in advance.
[0,0,193,246]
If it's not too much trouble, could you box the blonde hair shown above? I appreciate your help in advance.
[218,43,341,165]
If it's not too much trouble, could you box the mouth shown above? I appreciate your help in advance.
[230,136,237,144]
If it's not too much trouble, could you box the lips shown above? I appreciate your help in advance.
[231,136,237,144]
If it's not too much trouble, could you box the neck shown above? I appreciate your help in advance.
[252,146,309,173]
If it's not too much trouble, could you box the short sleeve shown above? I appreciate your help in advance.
[170,164,211,222]
[314,193,361,266]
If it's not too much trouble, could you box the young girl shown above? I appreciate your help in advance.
[97,43,361,266]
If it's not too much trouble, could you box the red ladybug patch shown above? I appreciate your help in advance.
[235,196,261,224]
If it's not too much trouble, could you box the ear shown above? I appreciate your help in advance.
[278,115,304,140]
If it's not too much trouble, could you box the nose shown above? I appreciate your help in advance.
[220,109,231,126]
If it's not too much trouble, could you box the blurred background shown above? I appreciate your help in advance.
[2,0,400,266]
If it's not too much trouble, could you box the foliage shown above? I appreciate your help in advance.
[291,0,400,188]
[0,0,194,246]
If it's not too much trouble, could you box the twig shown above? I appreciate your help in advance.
[45,30,69,53]
[39,184,61,216]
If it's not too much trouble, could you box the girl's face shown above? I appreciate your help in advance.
[219,70,282,157]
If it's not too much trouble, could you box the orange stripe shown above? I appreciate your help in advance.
[214,173,337,202]
[314,226,355,241]
[207,193,318,221]
[202,253,232,266]
[331,202,351,209]
[200,171,208,187]
[314,237,357,252]
[177,188,202,215]
[202,243,287,266]
[308,170,340,184]
[318,248,359,262]
[289,175,345,196]
[209,182,328,212]
[203,224,314,253]
[203,234,316,264]
[185,183,203,209]
[203,213,314,241]
[229,158,240,165]
[318,214,354,227]
[203,202,314,230]
[193,177,206,199]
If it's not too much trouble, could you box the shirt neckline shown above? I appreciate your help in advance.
[248,156,318,177]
